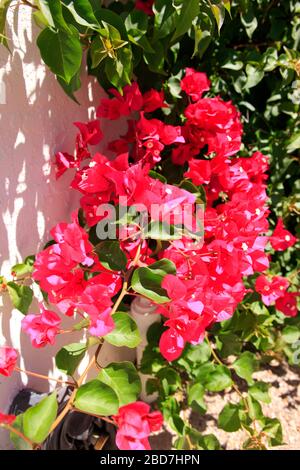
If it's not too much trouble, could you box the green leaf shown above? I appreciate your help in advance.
[23,392,58,443]
[247,395,263,421]
[90,35,108,69]
[210,4,225,33]
[249,381,271,404]
[131,259,176,304]
[188,428,221,450]
[95,240,127,272]
[125,9,148,40]
[55,342,86,376]
[75,380,119,416]
[157,367,181,396]
[286,132,300,153]
[223,1,231,16]
[10,415,32,450]
[240,9,258,39]
[153,0,176,41]
[7,282,33,315]
[37,26,82,84]
[37,0,69,31]
[172,0,200,41]
[218,403,241,432]
[262,417,283,446]
[205,365,233,392]
[282,325,300,344]
[145,221,182,240]
[0,0,13,49]
[216,333,242,357]
[62,0,100,29]
[57,71,81,103]
[188,382,206,414]
[11,262,33,277]
[183,341,211,364]
[93,8,127,39]
[105,46,133,90]
[105,312,141,348]
[232,351,259,386]
[245,64,264,89]
[98,362,141,407]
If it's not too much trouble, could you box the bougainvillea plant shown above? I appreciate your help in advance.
[0,67,299,450]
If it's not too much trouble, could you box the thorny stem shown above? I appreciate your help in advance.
[15,367,76,388]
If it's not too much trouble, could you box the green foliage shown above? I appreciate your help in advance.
[74,379,119,416]
[95,240,127,271]
[55,342,87,376]
[97,361,141,406]
[1,0,299,451]
[7,282,33,315]
[105,312,141,348]
[23,392,58,443]
[131,258,176,303]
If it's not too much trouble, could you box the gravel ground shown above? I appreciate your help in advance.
[150,360,300,450]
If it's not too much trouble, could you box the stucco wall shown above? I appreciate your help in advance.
[0,6,133,449]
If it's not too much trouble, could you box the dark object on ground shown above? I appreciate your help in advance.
[9,388,116,450]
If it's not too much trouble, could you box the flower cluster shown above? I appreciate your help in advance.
[32,213,122,343]
[51,68,298,362]
[0,67,298,452]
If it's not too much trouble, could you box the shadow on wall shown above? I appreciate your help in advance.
[0,6,119,446]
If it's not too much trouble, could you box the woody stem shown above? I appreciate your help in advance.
[15,367,76,387]
[5,423,35,448]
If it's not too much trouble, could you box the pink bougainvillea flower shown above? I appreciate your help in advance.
[22,305,61,348]
[88,307,115,337]
[74,120,103,146]
[0,412,16,426]
[255,275,289,306]
[184,158,212,185]
[184,97,242,157]
[142,89,167,113]
[97,82,143,120]
[275,292,299,317]
[181,68,211,101]
[159,328,185,362]
[114,401,163,450]
[135,0,154,16]
[54,152,79,179]
[0,347,18,376]
[269,218,297,251]
[50,213,95,267]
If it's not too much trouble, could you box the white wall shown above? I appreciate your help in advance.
[0,5,133,449]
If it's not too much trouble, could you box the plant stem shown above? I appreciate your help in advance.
[21,0,38,9]
[15,367,76,387]
[5,423,35,448]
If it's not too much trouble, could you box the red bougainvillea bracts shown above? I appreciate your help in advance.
[0,347,18,377]
[21,305,61,348]
[114,401,163,450]
[0,413,16,426]
[1,67,298,451]
[49,70,299,363]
